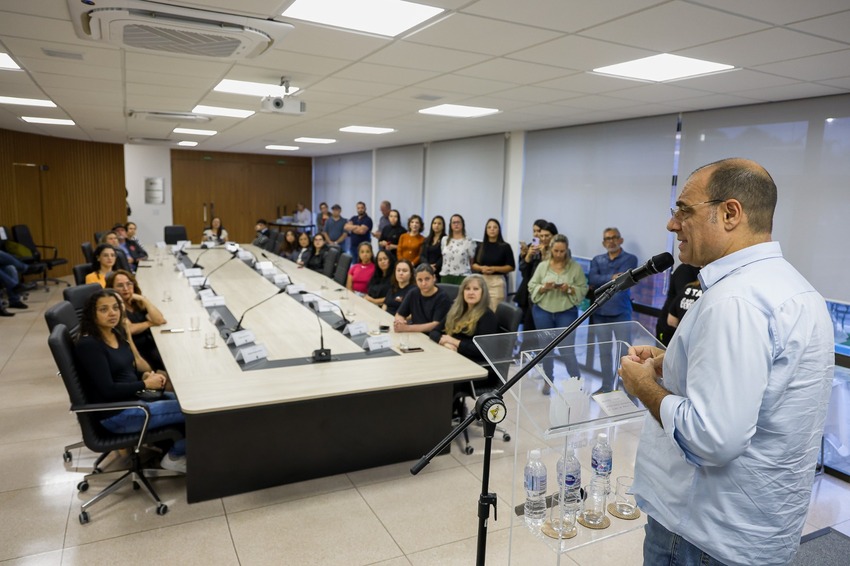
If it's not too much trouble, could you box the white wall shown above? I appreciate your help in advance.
[124,144,172,247]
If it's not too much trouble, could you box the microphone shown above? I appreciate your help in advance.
[198,249,239,290]
[595,252,674,296]
[231,288,286,332]
[298,291,332,363]
[192,245,214,268]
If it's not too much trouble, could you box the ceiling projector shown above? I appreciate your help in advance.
[261,96,306,115]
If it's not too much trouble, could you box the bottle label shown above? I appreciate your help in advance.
[591,456,612,474]
[563,473,579,487]
[525,470,547,492]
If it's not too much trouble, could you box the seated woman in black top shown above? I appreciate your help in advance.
[74,289,186,473]
[379,209,406,259]
[305,233,335,278]
[382,259,415,316]
[280,229,298,261]
[431,274,498,363]
[107,269,167,374]
[393,263,452,335]
[293,232,312,266]
[365,249,394,307]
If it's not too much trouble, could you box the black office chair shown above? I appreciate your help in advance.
[47,324,184,524]
[270,231,285,255]
[115,249,132,272]
[72,264,94,286]
[323,246,341,279]
[164,225,188,245]
[81,242,94,264]
[10,224,69,288]
[333,253,352,286]
[64,283,101,319]
[438,283,460,302]
[455,301,522,455]
[93,231,107,245]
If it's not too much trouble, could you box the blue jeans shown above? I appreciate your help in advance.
[0,266,21,302]
[531,304,580,379]
[590,312,633,391]
[101,393,186,456]
[644,515,728,566]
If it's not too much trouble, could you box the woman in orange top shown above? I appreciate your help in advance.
[396,214,425,265]
[85,244,117,287]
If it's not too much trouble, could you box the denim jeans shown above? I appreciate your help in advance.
[100,393,186,456]
[589,312,633,391]
[644,515,728,566]
[531,304,581,379]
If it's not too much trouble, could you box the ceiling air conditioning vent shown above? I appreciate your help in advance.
[67,0,293,59]
[129,110,211,122]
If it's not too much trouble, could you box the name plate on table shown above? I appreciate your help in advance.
[156,241,166,249]
[273,273,290,288]
[188,276,206,287]
[317,300,340,313]
[209,310,224,325]
[198,288,215,300]
[201,295,226,308]
[235,343,267,363]
[176,263,186,273]
[344,321,369,336]
[300,293,320,304]
[183,267,203,278]
[364,334,392,351]
[227,329,256,347]
[286,284,306,295]
[254,259,273,272]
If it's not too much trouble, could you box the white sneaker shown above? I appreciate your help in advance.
[160,453,187,473]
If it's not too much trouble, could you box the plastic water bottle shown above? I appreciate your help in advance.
[556,448,583,514]
[591,433,613,493]
[524,449,547,527]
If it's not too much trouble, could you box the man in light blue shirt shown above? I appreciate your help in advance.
[620,158,834,566]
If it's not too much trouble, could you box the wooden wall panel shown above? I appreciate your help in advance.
[0,128,125,278]
[171,150,312,243]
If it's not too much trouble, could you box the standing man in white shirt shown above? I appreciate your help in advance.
[294,202,312,231]
[619,158,834,566]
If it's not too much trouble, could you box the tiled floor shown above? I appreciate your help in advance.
[1,282,848,565]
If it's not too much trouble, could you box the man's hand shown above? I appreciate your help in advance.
[619,346,669,425]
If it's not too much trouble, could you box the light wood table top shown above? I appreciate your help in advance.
[136,246,487,414]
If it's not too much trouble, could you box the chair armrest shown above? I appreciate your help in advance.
[34,244,59,260]
[71,401,157,453]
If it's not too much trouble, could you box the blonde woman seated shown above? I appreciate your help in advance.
[432,274,498,364]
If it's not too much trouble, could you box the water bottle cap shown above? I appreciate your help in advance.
[598,433,608,443]
[529,449,541,459]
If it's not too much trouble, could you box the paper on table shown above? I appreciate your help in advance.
[594,390,640,417]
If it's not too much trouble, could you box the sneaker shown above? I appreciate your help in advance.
[160,453,187,473]
[8,300,28,310]
[0,307,13,317]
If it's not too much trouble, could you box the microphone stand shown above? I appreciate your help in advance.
[198,250,239,291]
[231,288,285,332]
[411,284,624,566]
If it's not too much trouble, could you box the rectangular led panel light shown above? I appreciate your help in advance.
[418,104,500,118]
[173,127,217,136]
[193,105,255,118]
[282,0,443,37]
[0,96,56,107]
[593,54,735,82]
[340,126,395,134]
[21,116,74,125]
[294,137,336,144]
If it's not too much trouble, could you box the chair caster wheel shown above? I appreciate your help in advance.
[79,511,89,525]
[156,504,168,516]
[63,451,72,463]
[77,481,89,492]
[133,481,140,490]
[503,433,511,441]
[464,445,474,455]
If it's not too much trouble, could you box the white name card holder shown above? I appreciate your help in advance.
[286,284,306,295]
[344,321,369,336]
[235,343,267,364]
[364,335,392,351]
[156,241,167,249]
[176,262,186,273]
[183,267,203,278]
[254,259,273,271]
[198,288,215,300]
[188,276,206,287]
[201,295,226,308]
[227,329,256,348]
[273,273,291,288]
[173,240,190,253]
[317,299,340,313]
[209,310,224,326]
[226,242,240,254]
[300,293,320,305]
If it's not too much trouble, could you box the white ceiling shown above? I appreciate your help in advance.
[0,0,848,157]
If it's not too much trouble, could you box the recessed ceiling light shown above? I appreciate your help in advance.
[282,0,443,37]
[592,54,735,82]
[178,141,199,147]
[0,96,56,107]
[339,126,395,135]
[418,104,500,118]
[21,116,75,125]
[214,79,299,98]
[173,127,217,136]
[0,53,21,70]
[294,137,336,144]
[266,145,300,151]
[192,105,255,118]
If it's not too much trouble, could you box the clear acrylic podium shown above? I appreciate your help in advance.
[473,321,664,564]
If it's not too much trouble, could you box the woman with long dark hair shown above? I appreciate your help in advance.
[74,289,186,472]
[85,244,117,287]
[421,215,445,279]
[471,218,515,311]
[202,216,228,244]
[382,259,415,316]
[365,249,395,307]
[106,269,167,372]
[440,214,476,285]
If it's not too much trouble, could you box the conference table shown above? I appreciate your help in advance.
[136,246,487,502]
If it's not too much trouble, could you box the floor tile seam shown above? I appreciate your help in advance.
[0,476,83,496]
[221,480,357,517]
[221,511,244,566]
[349,481,408,561]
